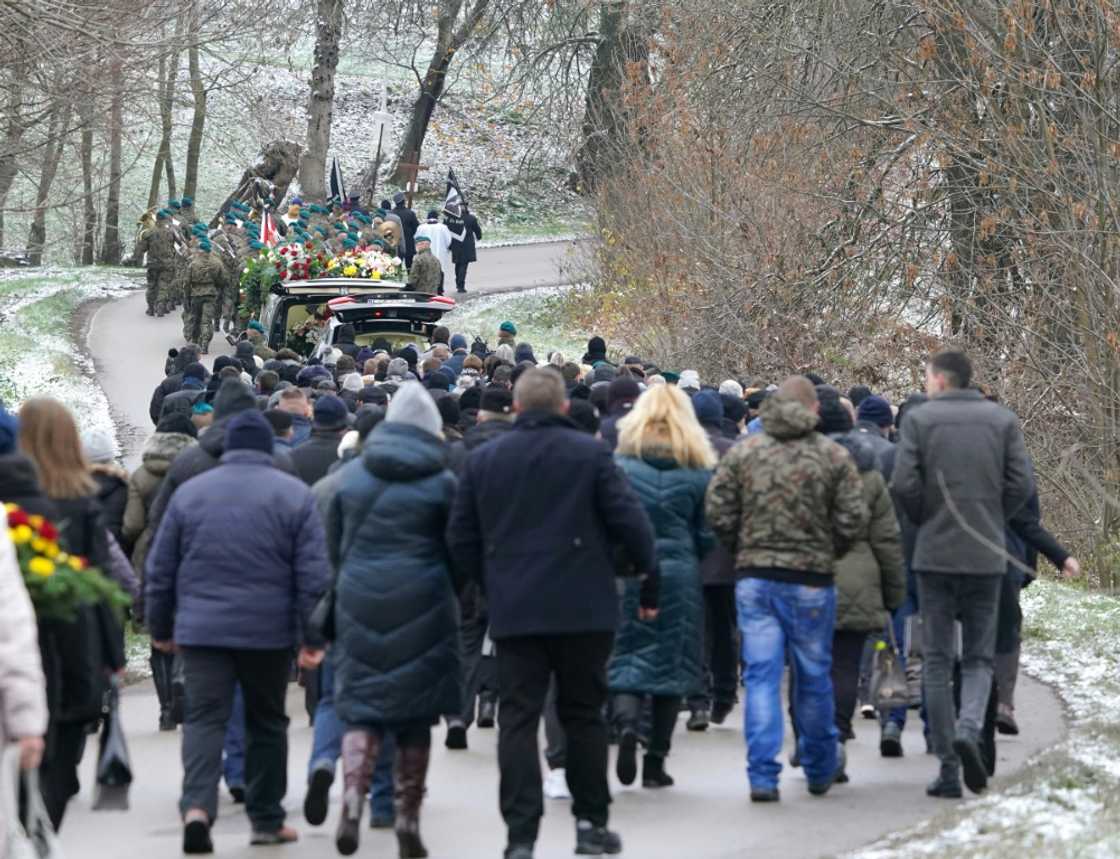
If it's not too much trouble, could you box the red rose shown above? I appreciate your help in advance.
[38,520,58,541]
[279,270,288,280]
[6,509,29,527]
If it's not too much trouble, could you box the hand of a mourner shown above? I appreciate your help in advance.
[298,647,325,670]
[152,639,176,653]
[18,735,44,770]
[1062,557,1081,579]
[638,607,659,622]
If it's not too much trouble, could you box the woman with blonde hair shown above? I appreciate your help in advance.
[608,384,716,789]
[17,398,124,829]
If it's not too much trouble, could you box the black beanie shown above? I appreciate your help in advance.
[225,410,274,454]
[156,412,198,438]
[213,379,256,420]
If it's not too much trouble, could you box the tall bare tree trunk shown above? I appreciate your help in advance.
[27,98,71,266]
[298,0,345,202]
[100,52,124,264]
[182,0,206,204]
[148,8,183,209]
[388,0,490,186]
[79,94,96,264]
[0,54,28,248]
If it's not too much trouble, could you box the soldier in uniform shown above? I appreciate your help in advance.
[133,208,178,316]
[407,234,443,295]
[183,238,229,355]
[213,220,244,334]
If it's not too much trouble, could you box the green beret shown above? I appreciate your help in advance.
[168,199,181,209]
[180,196,194,206]
[499,321,517,335]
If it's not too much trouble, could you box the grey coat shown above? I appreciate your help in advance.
[891,389,1032,575]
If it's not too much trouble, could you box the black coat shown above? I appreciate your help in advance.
[699,425,737,585]
[447,411,657,639]
[0,453,58,519]
[291,429,344,486]
[394,205,420,258]
[447,212,483,264]
[149,374,185,425]
[92,465,130,552]
[326,423,462,725]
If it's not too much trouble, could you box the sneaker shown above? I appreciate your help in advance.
[575,821,622,856]
[750,787,780,802]
[860,703,877,720]
[544,768,571,800]
[445,721,468,750]
[250,826,299,845]
[880,722,904,758]
[303,765,333,826]
[615,730,638,786]
[183,818,213,854]
[710,702,734,725]
[996,704,1020,736]
[504,845,534,859]
[686,709,710,732]
[953,735,988,795]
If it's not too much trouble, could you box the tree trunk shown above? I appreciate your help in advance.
[572,1,629,193]
[80,96,96,265]
[148,7,183,209]
[100,51,124,264]
[298,0,345,202]
[182,0,206,204]
[0,56,29,248]
[27,100,71,266]
[387,0,490,186]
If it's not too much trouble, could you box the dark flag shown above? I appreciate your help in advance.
[329,157,346,202]
[443,169,466,217]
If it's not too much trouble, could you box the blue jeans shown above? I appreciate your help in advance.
[223,685,245,790]
[308,650,395,818]
[736,578,838,790]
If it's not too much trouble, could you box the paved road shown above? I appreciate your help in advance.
[78,239,1066,857]
[86,241,584,468]
[60,679,1062,859]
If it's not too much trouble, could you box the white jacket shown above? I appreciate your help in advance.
[415,221,464,276]
[0,525,47,755]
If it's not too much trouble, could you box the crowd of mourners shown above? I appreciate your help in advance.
[0,322,1080,859]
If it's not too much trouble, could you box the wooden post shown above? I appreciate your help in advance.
[395,151,429,208]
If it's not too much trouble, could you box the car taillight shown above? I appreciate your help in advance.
[430,296,456,307]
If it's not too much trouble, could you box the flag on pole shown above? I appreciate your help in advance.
[443,169,466,217]
[329,157,347,203]
[261,210,279,247]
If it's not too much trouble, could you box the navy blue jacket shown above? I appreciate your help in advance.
[326,423,461,725]
[446,411,657,639]
[145,449,330,649]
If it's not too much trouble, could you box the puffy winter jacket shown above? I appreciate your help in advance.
[123,431,197,577]
[145,449,330,649]
[325,423,462,725]
[608,454,713,697]
[91,464,130,552]
[830,433,906,632]
[705,396,867,577]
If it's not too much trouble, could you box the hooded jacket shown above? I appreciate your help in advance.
[706,395,868,581]
[326,423,462,724]
[123,431,197,578]
[91,463,130,552]
[148,346,201,425]
[829,432,905,631]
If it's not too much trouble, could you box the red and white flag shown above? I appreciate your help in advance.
[261,211,279,247]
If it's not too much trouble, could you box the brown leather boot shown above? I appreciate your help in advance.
[393,744,431,858]
[336,731,380,856]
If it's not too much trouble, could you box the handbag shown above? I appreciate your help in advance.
[869,624,910,713]
[2,746,65,859]
[92,676,132,811]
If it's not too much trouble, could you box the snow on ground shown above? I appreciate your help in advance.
[848,579,1120,859]
[442,285,588,360]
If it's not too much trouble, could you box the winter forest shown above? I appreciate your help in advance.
[4,0,1120,573]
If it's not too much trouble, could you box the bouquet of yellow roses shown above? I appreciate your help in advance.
[5,503,131,623]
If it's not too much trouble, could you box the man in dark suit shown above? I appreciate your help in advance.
[446,205,483,293]
[392,192,420,269]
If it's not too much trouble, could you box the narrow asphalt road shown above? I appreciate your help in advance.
[78,238,1066,857]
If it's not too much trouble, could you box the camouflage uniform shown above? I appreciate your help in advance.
[407,247,443,295]
[182,247,228,354]
[213,227,244,332]
[704,395,868,575]
[133,222,177,316]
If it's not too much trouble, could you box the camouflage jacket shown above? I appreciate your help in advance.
[187,250,227,298]
[135,225,176,269]
[705,396,868,576]
[407,249,443,295]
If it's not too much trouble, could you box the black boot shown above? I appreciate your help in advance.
[477,696,497,729]
[926,763,963,799]
[394,744,431,858]
[336,731,380,856]
[612,693,641,786]
[641,754,674,788]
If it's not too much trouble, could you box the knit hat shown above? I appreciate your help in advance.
[719,379,744,400]
[225,410,274,454]
[692,390,724,427]
[857,395,893,428]
[313,395,349,430]
[341,373,364,393]
[678,370,701,392]
[0,403,17,455]
[592,364,617,385]
[514,343,537,365]
[450,333,468,351]
[568,398,601,435]
[480,386,513,417]
[80,428,116,464]
[387,357,409,379]
[607,376,641,411]
[586,336,607,357]
[385,381,442,437]
[499,321,517,336]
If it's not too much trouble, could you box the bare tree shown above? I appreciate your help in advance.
[298,0,346,202]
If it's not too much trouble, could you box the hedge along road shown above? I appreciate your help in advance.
[77,239,1065,857]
